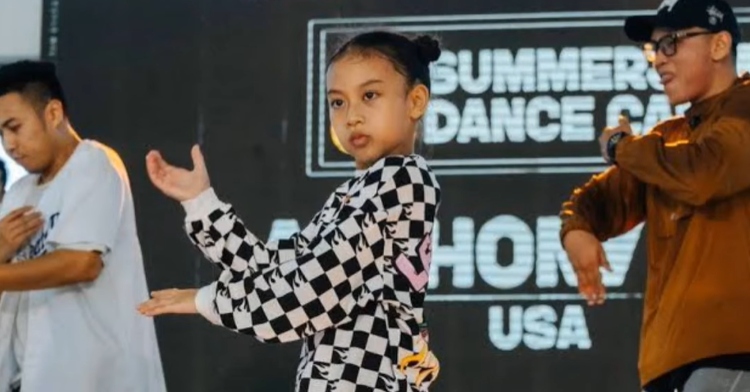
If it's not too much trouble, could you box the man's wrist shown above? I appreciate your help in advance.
[607,132,626,164]
[0,245,15,264]
[560,218,594,249]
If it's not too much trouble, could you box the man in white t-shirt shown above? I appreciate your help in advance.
[0,60,166,392]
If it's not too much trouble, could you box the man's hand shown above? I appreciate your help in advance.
[599,115,633,163]
[563,230,612,306]
[0,207,44,262]
[146,145,211,202]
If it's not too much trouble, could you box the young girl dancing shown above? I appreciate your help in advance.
[139,31,443,392]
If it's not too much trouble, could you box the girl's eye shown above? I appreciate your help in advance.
[364,91,378,100]
[329,99,344,109]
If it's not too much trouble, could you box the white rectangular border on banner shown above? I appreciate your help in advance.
[305,9,750,178]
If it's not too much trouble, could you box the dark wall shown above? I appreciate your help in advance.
[41,0,750,391]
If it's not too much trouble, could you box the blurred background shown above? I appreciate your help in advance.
[1,0,749,391]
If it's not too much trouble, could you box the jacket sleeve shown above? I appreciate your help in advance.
[615,87,750,206]
[560,166,646,244]
[191,160,439,343]
[181,188,326,272]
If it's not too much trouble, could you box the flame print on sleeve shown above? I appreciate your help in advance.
[398,337,440,388]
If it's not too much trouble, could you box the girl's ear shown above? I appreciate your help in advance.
[408,84,430,121]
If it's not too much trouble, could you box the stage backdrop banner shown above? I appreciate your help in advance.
[38,0,750,390]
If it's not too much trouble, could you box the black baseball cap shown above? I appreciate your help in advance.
[624,0,742,43]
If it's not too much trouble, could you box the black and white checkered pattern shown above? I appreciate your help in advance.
[186,155,441,391]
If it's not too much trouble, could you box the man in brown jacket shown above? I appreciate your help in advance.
[560,0,750,391]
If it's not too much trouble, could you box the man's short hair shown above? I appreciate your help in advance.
[0,60,67,113]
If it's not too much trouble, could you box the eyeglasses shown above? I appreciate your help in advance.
[642,31,715,63]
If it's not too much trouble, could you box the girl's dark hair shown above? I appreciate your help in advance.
[327,31,442,90]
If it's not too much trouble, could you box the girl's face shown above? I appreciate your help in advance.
[326,52,429,170]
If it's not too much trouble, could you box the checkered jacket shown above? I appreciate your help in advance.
[185,155,441,391]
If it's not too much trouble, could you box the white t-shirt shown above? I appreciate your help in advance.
[9,181,47,389]
[0,140,166,392]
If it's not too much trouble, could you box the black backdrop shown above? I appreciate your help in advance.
[23,0,750,391]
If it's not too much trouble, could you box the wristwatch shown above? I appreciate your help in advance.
[607,132,626,164]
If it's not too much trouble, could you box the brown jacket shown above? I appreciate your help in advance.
[560,73,750,386]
